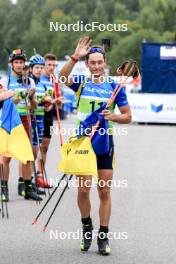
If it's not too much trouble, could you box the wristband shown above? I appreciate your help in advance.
[70,55,79,63]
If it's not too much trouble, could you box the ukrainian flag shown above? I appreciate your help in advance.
[77,103,110,155]
[0,98,34,164]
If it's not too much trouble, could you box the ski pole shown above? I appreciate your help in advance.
[43,174,73,232]
[31,111,50,197]
[22,74,45,203]
[50,74,63,146]
[32,173,67,225]
[0,163,9,218]
[90,60,137,139]
[0,162,4,218]
[32,74,72,229]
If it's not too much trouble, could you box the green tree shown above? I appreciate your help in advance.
[92,0,108,24]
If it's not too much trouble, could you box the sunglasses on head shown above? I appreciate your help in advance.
[88,47,105,55]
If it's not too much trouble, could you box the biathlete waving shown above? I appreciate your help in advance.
[59,37,132,255]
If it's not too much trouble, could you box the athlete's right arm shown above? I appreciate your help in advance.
[0,90,15,101]
[0,77,8,89]
[59,36,91,86]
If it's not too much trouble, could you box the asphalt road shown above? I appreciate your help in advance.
[0,120,176,264]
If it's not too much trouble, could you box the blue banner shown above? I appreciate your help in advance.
[142,43,176,93]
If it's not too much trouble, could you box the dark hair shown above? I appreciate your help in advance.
[86,45,106,61]
[44,53,57,61]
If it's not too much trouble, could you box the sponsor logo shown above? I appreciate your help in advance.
[151,104,163,113]
[130,105,147,110]
[67,148,71,155]
[75,150,89,155]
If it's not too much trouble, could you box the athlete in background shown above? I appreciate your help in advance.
[37,53,62,188]
[0,49,42,202]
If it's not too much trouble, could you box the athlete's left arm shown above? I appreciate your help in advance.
[103,82,132,124]
[101,105,132,124]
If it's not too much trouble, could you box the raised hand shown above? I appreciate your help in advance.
[73,36,92,60]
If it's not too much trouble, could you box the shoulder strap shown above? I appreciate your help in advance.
[42,83,47,92]
[76,81,87,108]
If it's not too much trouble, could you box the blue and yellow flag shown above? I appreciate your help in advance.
[0,98,34,164]
[76,103,110,155]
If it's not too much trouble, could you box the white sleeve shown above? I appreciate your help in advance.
[0,77,8,90]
